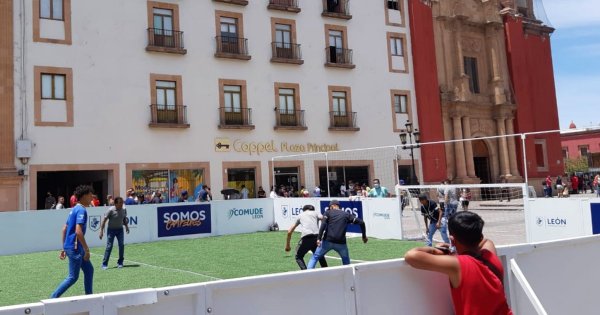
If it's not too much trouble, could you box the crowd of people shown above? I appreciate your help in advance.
[542,173,600,198]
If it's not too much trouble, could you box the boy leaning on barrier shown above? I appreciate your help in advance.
[405,211,513,315]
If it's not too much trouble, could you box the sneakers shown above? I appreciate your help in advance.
[101,265,108,270]
[117,264,123,268]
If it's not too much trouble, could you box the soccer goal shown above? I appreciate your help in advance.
[398,183,528,244]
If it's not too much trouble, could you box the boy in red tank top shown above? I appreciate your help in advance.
[405,211,513,315]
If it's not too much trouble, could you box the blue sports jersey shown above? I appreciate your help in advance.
[63,204,87,250]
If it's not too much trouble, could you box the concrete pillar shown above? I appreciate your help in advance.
[496,118,511,177]
[505,118,521,176]
[453,116,468,179]
[462,116,476,177]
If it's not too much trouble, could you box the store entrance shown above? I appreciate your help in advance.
[274,167,299,193]
[37,170,111,209]
[318,166,369,197]
[226,168,256,198]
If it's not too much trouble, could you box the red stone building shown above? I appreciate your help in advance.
[561,122,600,172]
[408,0,562,185]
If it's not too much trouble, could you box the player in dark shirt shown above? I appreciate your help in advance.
[307,200,368,269]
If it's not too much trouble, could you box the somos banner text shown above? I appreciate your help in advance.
[157,204,212,237]
[320,200,364,233]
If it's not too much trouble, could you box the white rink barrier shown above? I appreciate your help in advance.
[2,235,599,315]
[525,198,600,242]
[273,197,403,239]
[0,200,274,256]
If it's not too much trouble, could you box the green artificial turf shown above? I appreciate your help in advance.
[0,232,422,307]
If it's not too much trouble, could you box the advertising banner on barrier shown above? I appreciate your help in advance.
[525,198,592,242]
[157,204,212,238]
[590,202,600,234]
[273,198,322,230]
[363,198,403,240]
[320,200,364,234]
[212,199,274,235]
[87,205,156,247]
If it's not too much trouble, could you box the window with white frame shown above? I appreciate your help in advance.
[40,0,63,20]
[41,74,66,100]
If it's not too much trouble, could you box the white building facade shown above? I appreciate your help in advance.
[5,0,419,210]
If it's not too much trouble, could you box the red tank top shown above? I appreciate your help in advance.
[451,250,513,315]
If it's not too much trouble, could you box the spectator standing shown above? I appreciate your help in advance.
[556,176,564,198]
[257,186,266,198]
[444,180,459,218]
[69,194,77,208]
[405,211,513,315]
[368,179,389,198]
[124,189,137,205]
[45,192,57,209]
[545,175,553,197]
[50,185,95,298]
[55,196,65,210]
[178,190,189,202]
[313,186,321,197]
[99,197,129,269]
[307,200,368,268]
[240,185,249,199]
[571,174,579,194]
[460,188,471,211]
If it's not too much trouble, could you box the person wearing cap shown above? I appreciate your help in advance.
[178,190,189,202]
[124,189,137,205]
[285,204,328,270]
[307,200,368,269]
[418,194,449,246]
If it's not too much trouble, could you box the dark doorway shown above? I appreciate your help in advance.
[398,165,412,185]
[37,170,110,210]
[274,167,299,193]
[318,166,369,197]
[472,139,493,199]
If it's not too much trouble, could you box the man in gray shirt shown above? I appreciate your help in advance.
[285,204,328,270]
[99,197,129,269]
[444,179,459,218]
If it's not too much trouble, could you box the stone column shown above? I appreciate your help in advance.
[462,116,476,177]
[485,24,507,105]
[505,118,521,176]
[496,118,511,177]
[453,116,468,179]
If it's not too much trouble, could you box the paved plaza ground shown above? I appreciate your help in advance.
[400,192,598,246]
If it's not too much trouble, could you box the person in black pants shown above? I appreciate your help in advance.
[285,205,328,270]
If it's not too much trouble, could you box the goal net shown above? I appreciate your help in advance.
[398,183,528,244]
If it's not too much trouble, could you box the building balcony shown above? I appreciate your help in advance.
[213,0,249,6]
[322,0,352,19]
[219,107,255,130]
[268,0,301,13]
[329,111,359,131]
[325,47,355,69]
[274,109,307,130]
[146,28,186,55]
[149,105,189,128]
[215,36,251,60]
[271,42,303,65]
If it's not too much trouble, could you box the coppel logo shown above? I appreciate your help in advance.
[228,208,264,220]
[89,215,101,231]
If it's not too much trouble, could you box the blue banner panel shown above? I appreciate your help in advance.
[157,204,211,237]
[320,200,364,233]
[591,203,600,235]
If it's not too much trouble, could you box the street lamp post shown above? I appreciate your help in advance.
[399,120,421,185]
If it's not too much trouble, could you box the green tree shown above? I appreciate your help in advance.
[564,157,589,174]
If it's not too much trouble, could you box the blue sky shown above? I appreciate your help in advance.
[542,0,600,129]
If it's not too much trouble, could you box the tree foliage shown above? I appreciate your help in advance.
[564,157,589,174]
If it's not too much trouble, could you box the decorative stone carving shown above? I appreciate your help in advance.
[462,36,482,53]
